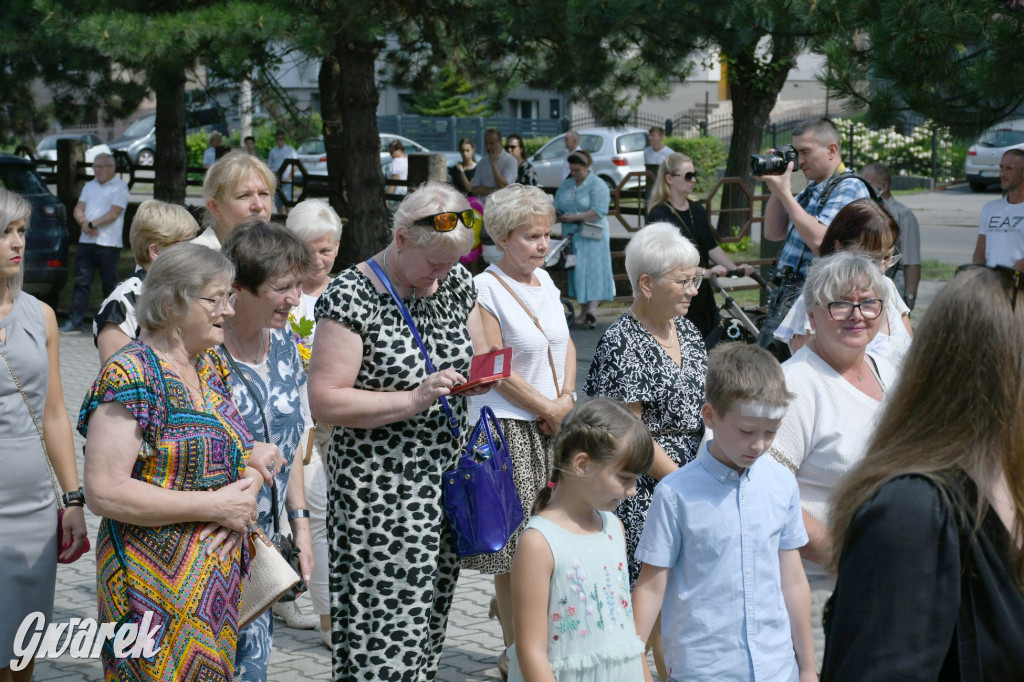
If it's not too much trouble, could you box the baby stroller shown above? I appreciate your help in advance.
[544,233,578,326]
[704,270,774,349]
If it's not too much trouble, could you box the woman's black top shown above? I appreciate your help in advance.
[647,201,721,339]
[823,473,1024,680]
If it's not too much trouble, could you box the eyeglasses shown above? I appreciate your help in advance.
[669,171,698,181]
[956,263,1024,311]
[197,291,237,313]
[876,248,902,270]
[415,210,475,232]
[663,274,703,290]
[826,298,884,320]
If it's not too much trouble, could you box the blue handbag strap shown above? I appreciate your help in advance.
[366,257,460,439]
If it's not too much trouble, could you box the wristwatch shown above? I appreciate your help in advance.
[905,293,916,302]
[87,221,94,231]
[62,487,85,507]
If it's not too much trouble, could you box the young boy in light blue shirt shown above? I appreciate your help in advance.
[633,343,816,682]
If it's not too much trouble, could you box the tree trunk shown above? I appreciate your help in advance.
[152,68,187,204]
[325,37,390,268]
[718,41,798,241]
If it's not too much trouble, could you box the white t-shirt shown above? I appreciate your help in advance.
[644,145,672,166]
[768,345,896,589]
[203,147,217,167]
[388,156,409,196]
[978,196,1024,268]
[469,265,571,421]
[78,177,130,248]
[775,276,911,368]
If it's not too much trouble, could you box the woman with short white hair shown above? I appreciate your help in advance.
[463,183,576,676]
[308,181,491,680]
[585,222,707,586]
[768,250,897,669]
[280,199,343,641]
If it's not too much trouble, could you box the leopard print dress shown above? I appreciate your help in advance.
[314,264,475,681]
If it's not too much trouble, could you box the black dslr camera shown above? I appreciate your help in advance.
[750,145,798,176]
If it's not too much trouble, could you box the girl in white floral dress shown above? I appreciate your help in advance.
[508,398,654,681]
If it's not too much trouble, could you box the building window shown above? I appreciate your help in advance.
[510,99,539,119]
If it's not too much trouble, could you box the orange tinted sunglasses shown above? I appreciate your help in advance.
[415,210,475,232]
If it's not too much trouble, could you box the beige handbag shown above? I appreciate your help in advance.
[238,526,301,629]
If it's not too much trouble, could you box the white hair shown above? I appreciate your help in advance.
[624,221,700,293]
[286,199,343,243]
[392,181,474,254]
[803,250,887,310]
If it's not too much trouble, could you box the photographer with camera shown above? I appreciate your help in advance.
[755,118,872,353]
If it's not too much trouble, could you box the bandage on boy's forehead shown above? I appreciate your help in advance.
[738,401,787,420]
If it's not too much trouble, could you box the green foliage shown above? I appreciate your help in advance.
[720,235,753,253]
[186,132,208,170]
[813,0,1024,138]
[664,136,727,196]
[921,258,957,281]
[405,65,495,117]
[831,118,967,184]
[522,137,551,158]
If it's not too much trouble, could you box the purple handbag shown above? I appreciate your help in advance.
[365,259,521,557]
[442,406,523,558]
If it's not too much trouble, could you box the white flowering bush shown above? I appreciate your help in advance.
[831,118,967,184]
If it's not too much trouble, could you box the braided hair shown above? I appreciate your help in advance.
[532,397,654,514]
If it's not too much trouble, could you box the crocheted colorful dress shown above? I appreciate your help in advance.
[506,511,647,681]
[79,341,252,680]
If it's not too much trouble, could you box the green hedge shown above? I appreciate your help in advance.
[664,136,727,196]
[522,137,551,158]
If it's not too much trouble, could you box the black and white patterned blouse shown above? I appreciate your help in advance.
[92,268,145,346]
[584,311,707,585]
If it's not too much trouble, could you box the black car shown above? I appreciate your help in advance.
[0,154,69,307]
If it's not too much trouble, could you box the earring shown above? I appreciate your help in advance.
[176,327,184,337]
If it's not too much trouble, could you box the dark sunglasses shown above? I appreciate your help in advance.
[505,144,519,150]
[956,263,1024,311]
[669,171,698,181]
[415,210,475,232]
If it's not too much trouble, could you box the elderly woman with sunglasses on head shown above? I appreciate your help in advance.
[648,152,753,340]
[775,198,913,366]
[308,181,491,681]
[220,222,316,681]
[80,243,273,680]
[767,250,900,670]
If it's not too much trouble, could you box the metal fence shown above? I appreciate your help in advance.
[377,115,567,152]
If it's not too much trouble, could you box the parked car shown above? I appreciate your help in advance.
[0,154,69,307]
[293,134,466,188]
[34,134,112,175]
[529,127,649,191]
[965,119,1024,192]
[107,107,228,168]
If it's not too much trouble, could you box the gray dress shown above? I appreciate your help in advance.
[0,293,58,663]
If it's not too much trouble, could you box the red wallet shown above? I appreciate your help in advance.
[449,348,512,395]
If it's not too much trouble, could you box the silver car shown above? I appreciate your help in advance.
[530,127,649,191]
[295,134,458,182]
[965,119,1024,192]
[34,133,112,175]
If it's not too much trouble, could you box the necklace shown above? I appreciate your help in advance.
[382,246,416,301]
[154,348,205,403]
[226,322,267,364]
[629,305,675,349]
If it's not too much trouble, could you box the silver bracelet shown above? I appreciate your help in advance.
[287,509,310,520]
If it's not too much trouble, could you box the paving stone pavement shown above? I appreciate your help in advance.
[33,275,944,679]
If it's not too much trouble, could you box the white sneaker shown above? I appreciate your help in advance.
[319,628,331,650]
[272,601,319,630]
